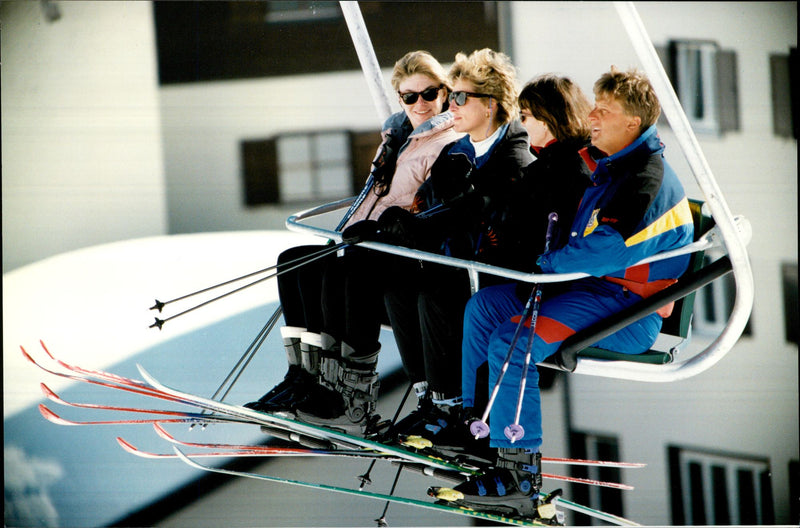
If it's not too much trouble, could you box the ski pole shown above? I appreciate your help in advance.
[469,299,535,439]
[191,305,284,427]
[505,213,558,443]
[150,242,346,314]
[469,213,557,439]
[150,242,345,330]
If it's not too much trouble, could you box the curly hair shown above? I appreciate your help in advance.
[448,48,520,124]
[391,50,452,92]
[594,66,661,132]
[519,74,592,143]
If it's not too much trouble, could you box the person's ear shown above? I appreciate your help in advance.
[628,115,642,131]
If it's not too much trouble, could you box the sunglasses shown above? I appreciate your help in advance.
[398,85,442,105]
[448,91,493,107]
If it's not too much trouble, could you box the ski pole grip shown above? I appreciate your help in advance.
[544,212,558,247]
[541,212,559,256]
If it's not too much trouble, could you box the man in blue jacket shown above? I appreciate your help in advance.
[436,67,694,521]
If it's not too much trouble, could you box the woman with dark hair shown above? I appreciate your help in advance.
[438,69,693,523]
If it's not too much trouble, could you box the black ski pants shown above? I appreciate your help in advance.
[383,260,472,399]
[276,244,390,358]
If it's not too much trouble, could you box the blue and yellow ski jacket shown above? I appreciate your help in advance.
[537,125,694,299]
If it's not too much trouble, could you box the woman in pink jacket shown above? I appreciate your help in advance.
[246,51,460,436]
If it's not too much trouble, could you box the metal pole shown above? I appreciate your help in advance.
[339,1,394,123]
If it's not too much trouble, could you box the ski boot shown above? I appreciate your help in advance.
[392,390,493,468]
[244,326,310,413]
[429,449,562,524]
[294,342,381,436]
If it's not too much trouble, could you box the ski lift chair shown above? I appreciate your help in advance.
[544,198,734,372]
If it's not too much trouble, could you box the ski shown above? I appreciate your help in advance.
[40,383,212,418]
[21,346,195,407]
[26,346,476,474]
[117,437,389,461]
[132,425,634,490]
[152,423,642,471]
[38,340,153,391]
[538,456,645,469]
[135,364,480,476]
[173,447,563,527]
[552,497,641,526]
[30,344,647,474]
[39,404,250,426]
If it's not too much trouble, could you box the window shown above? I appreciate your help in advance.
[782,262,798,344]
[569,432,624,525]
[277,132,351,203]
[668,445,775,525]
[662,40,740,136]
[242,129,380,207]
[691,252,753,337]
[770,48,799,139]
[790,460,799,524]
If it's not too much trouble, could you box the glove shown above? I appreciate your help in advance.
[377,206,419,247]
[341,220,380,245]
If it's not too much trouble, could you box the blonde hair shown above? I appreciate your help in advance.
[390,50,451,92]
[449,48,519,124]
[594,66,661,132]
[519,74,592,142]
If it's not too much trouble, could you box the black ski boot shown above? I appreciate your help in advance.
[294,343,380,436]
[429,449,562,524]
[392,391,493,467]
[244,326,308,412]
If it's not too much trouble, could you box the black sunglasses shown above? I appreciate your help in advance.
[448,91,492,107]
[398,85,442,105]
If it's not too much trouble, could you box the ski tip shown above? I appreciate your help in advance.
[153,422,171,439]
[40,383,59,401]
[117,437,165,459]
[20,346,35,364]
[117,437,138,453]
[135,364,154,384]
[38,404,71,425]
[172,446,202,469]
[39,340,54,358]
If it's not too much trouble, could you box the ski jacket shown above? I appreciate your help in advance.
[502,138,593,274]
[343,110,460,228]
[537,125,694,299]
[409,119,534,264]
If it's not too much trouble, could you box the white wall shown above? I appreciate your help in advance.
[1,1,167,272]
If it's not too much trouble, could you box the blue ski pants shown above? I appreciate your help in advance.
[461,280,663,450]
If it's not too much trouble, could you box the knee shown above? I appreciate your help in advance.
[279,245,316,265]
[464,289,492,324]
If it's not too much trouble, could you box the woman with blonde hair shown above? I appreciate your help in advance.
[368,48,534,447]
[246,51,459,436]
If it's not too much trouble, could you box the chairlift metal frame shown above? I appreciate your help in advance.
[285,1,754,383]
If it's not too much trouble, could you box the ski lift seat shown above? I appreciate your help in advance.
[549,199,715,368]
